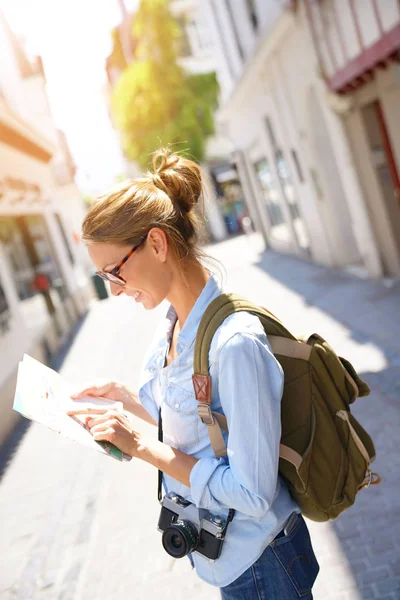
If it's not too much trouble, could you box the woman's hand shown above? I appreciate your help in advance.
[71,381,135,412]
[68,405,198,485]
[70,381,157,426]
[67,406,143,458]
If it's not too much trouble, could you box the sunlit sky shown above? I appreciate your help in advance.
[2,0,139,194]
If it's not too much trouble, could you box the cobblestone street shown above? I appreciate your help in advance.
[1,233,399,600]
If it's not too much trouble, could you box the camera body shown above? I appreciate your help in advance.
[158,492,229,561]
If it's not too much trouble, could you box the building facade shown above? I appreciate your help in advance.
[203,0,400,278]
[106,0,255,242]
[305,0,400,277]
[0,12,92,445]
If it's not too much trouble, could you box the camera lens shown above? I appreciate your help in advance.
[162,521,199,558]
[170,534,183,550]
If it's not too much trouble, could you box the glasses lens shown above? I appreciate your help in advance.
[96,272,125,286]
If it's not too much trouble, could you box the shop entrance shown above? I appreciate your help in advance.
[212,166,251,235]
[346,99,400,276]
[0,215,68,336]
[361,101,400,275]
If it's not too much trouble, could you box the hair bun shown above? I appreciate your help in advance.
[151,148,202,213]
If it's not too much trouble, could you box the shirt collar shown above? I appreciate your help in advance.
[164,272,222,354]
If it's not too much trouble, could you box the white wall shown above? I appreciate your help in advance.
[0,13,26,116]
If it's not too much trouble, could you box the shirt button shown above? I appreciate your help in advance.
[174,403,180,409]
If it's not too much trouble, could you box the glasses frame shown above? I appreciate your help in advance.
[95,235,147,286]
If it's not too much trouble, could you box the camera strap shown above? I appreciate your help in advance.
[157,318,235,527]
[158,405,163,502]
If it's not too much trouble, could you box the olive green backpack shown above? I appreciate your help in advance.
[192,294,380,522]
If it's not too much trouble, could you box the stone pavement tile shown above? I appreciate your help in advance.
[389,558,400,577]
[338,587,374,600]
[373,577,400,597]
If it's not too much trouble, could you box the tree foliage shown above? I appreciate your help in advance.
[111,0,219,168]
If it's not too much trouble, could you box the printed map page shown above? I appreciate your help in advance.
[13,355,130,461]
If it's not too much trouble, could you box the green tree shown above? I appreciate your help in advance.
[111,0,219,168]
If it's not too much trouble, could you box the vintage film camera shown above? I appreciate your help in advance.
[158,492,232,561]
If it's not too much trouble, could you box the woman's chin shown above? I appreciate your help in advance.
[135,293,151,310]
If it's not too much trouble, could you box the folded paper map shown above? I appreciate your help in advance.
[13,354,131,461]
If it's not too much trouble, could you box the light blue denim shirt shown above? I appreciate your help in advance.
[138,273,299,587]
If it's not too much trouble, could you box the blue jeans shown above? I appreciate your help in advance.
[220,514,319,599]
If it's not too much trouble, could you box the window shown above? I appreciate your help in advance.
[55,214,75,266]
[224,0,245,60]
[265,116,277,148]
[245,0,258,30]
[175,15,192,57]
[265,117,299,220]
[0,283,10,335]
[291,149,304,183]
[253,158,285,228]
[209,1,236,78]
[275,150,300,220]
[186,13,212,56]
[264,117,310,250]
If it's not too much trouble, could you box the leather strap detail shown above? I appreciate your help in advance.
[208,421,227,458]
[358,469,381,490]
[343,370,359,400]
[197,406,227,458]
[213,412,228,432]
[336,410,371,465]
[279,443,303,470]
[192,374,212,404]
[268,336,312,361]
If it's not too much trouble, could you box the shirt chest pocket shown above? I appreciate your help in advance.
[162,383,199,450]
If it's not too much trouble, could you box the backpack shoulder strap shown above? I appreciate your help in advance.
[192,293,312,459]
[193,293,304,376]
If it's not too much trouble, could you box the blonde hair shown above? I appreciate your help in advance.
[82,148,208,265]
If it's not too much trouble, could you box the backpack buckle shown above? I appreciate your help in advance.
[359,468,381,490]
[365,469,373,488]
[197,404,215,426]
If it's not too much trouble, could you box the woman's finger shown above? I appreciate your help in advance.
[92,428,114,442]
[67,407,108,416]
[70,382,113,399]
[67,403,123,418]
[87,412,122,429]
[89,419,117,435]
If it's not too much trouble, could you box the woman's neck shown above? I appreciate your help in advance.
[167,261,210,329]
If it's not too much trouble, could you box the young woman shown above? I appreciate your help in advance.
[70,149,319,598]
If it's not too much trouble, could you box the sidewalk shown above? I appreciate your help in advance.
[0,233,399,600]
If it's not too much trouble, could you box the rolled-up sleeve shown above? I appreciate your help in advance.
[189,332,284,518]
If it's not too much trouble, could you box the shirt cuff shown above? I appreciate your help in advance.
[190,456,227,510]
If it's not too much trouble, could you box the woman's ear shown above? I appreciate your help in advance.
[147,227,168,263]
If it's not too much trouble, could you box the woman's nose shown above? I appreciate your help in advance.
[110,281,123,296]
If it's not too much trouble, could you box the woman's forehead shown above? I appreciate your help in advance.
[88,242,128,266]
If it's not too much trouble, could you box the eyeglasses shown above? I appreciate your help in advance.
[95,236,147,286]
